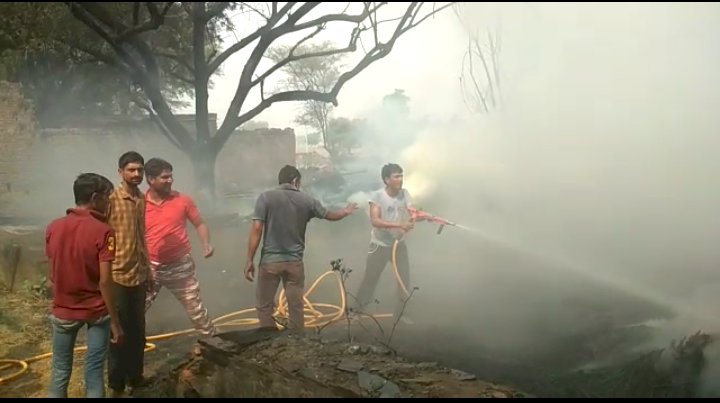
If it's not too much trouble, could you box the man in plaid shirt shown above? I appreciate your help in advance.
[106,151,151,397]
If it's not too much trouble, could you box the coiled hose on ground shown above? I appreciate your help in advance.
[0,240,409,386]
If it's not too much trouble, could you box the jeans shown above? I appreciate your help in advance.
[48,314,111,398]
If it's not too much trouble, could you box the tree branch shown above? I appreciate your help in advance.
[466,39,488,113]
[156,51,195,74]
[239,2,269,20]
[193,1,211,144]
[290,2,388,33]
[206,2,231,21]
[57,38,131,74]
[117,2,175,40]
[207,2,297,75]
[251,24,351,87]
[130,91,183,149]
[367,2,379,46]
[234,89,337,129]
[212,2,321,149]
[167,70,194,85]
[213,2,454,153]
[65,3,143,74]
[401,2,455,33]
[66,2,195,149]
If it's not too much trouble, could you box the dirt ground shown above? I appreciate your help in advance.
[0,214,693,397]
[0,286,55,398]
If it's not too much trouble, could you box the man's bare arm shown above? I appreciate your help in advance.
[99,261,123,343]
[194,220,211,247]
[325,203,358,221]
[246,220,263,263]
[190,215,213,258]
[370,203,409,230]
[244,220,264,282]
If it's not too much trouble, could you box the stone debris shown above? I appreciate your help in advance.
[132,329,530,398]
[451,368,478,381]
[337,358,364,373]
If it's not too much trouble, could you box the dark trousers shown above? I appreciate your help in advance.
[354,242,411,317]
[108,283,146,391]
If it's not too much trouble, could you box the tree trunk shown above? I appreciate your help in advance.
[190,147,218,207]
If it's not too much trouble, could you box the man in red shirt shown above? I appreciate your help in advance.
[143,158,217,337]
[45,173,124,398]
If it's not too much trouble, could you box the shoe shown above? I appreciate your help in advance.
[129,377,151,387]
[128,376,152,394]
[110,388,126,398]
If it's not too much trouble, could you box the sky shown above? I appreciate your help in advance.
[179,2,471,137]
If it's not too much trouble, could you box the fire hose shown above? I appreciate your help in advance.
[0,265,394,386]
[0,207,456,386]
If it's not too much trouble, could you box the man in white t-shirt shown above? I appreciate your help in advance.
[353,163,416,324]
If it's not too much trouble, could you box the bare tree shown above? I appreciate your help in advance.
[63,2,456,197]
[454,2,502,114]
[267,41,343,158]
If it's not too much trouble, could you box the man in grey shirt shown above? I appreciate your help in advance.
[354,163,416,323]
[245,165,357,333]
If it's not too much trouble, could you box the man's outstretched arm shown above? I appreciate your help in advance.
[324,203,358,221]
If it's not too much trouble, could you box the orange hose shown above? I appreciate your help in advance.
[1,260,412,386]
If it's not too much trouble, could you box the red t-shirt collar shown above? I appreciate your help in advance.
[66,207,107,222]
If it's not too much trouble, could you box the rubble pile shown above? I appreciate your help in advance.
[134,328,529,398]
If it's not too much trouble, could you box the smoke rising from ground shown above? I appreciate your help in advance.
[382,1,720,358]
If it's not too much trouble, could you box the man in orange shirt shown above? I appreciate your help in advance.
[143,157,217,337]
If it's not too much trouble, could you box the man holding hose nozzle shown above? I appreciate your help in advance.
[354,163,416,325]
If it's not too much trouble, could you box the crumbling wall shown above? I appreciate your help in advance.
[0,83,43,290]
[0,86,297,221]
[219,128,296,193]
[0,82,36,217]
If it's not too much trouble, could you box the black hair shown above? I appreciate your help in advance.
[145,157,173,179]
[118,151,145,169]
[74,173,114,205]
[278,165,301,185]
[381,163,403,184]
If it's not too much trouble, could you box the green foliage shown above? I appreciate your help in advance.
[23,274,51,299]
[0,2,230,127]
